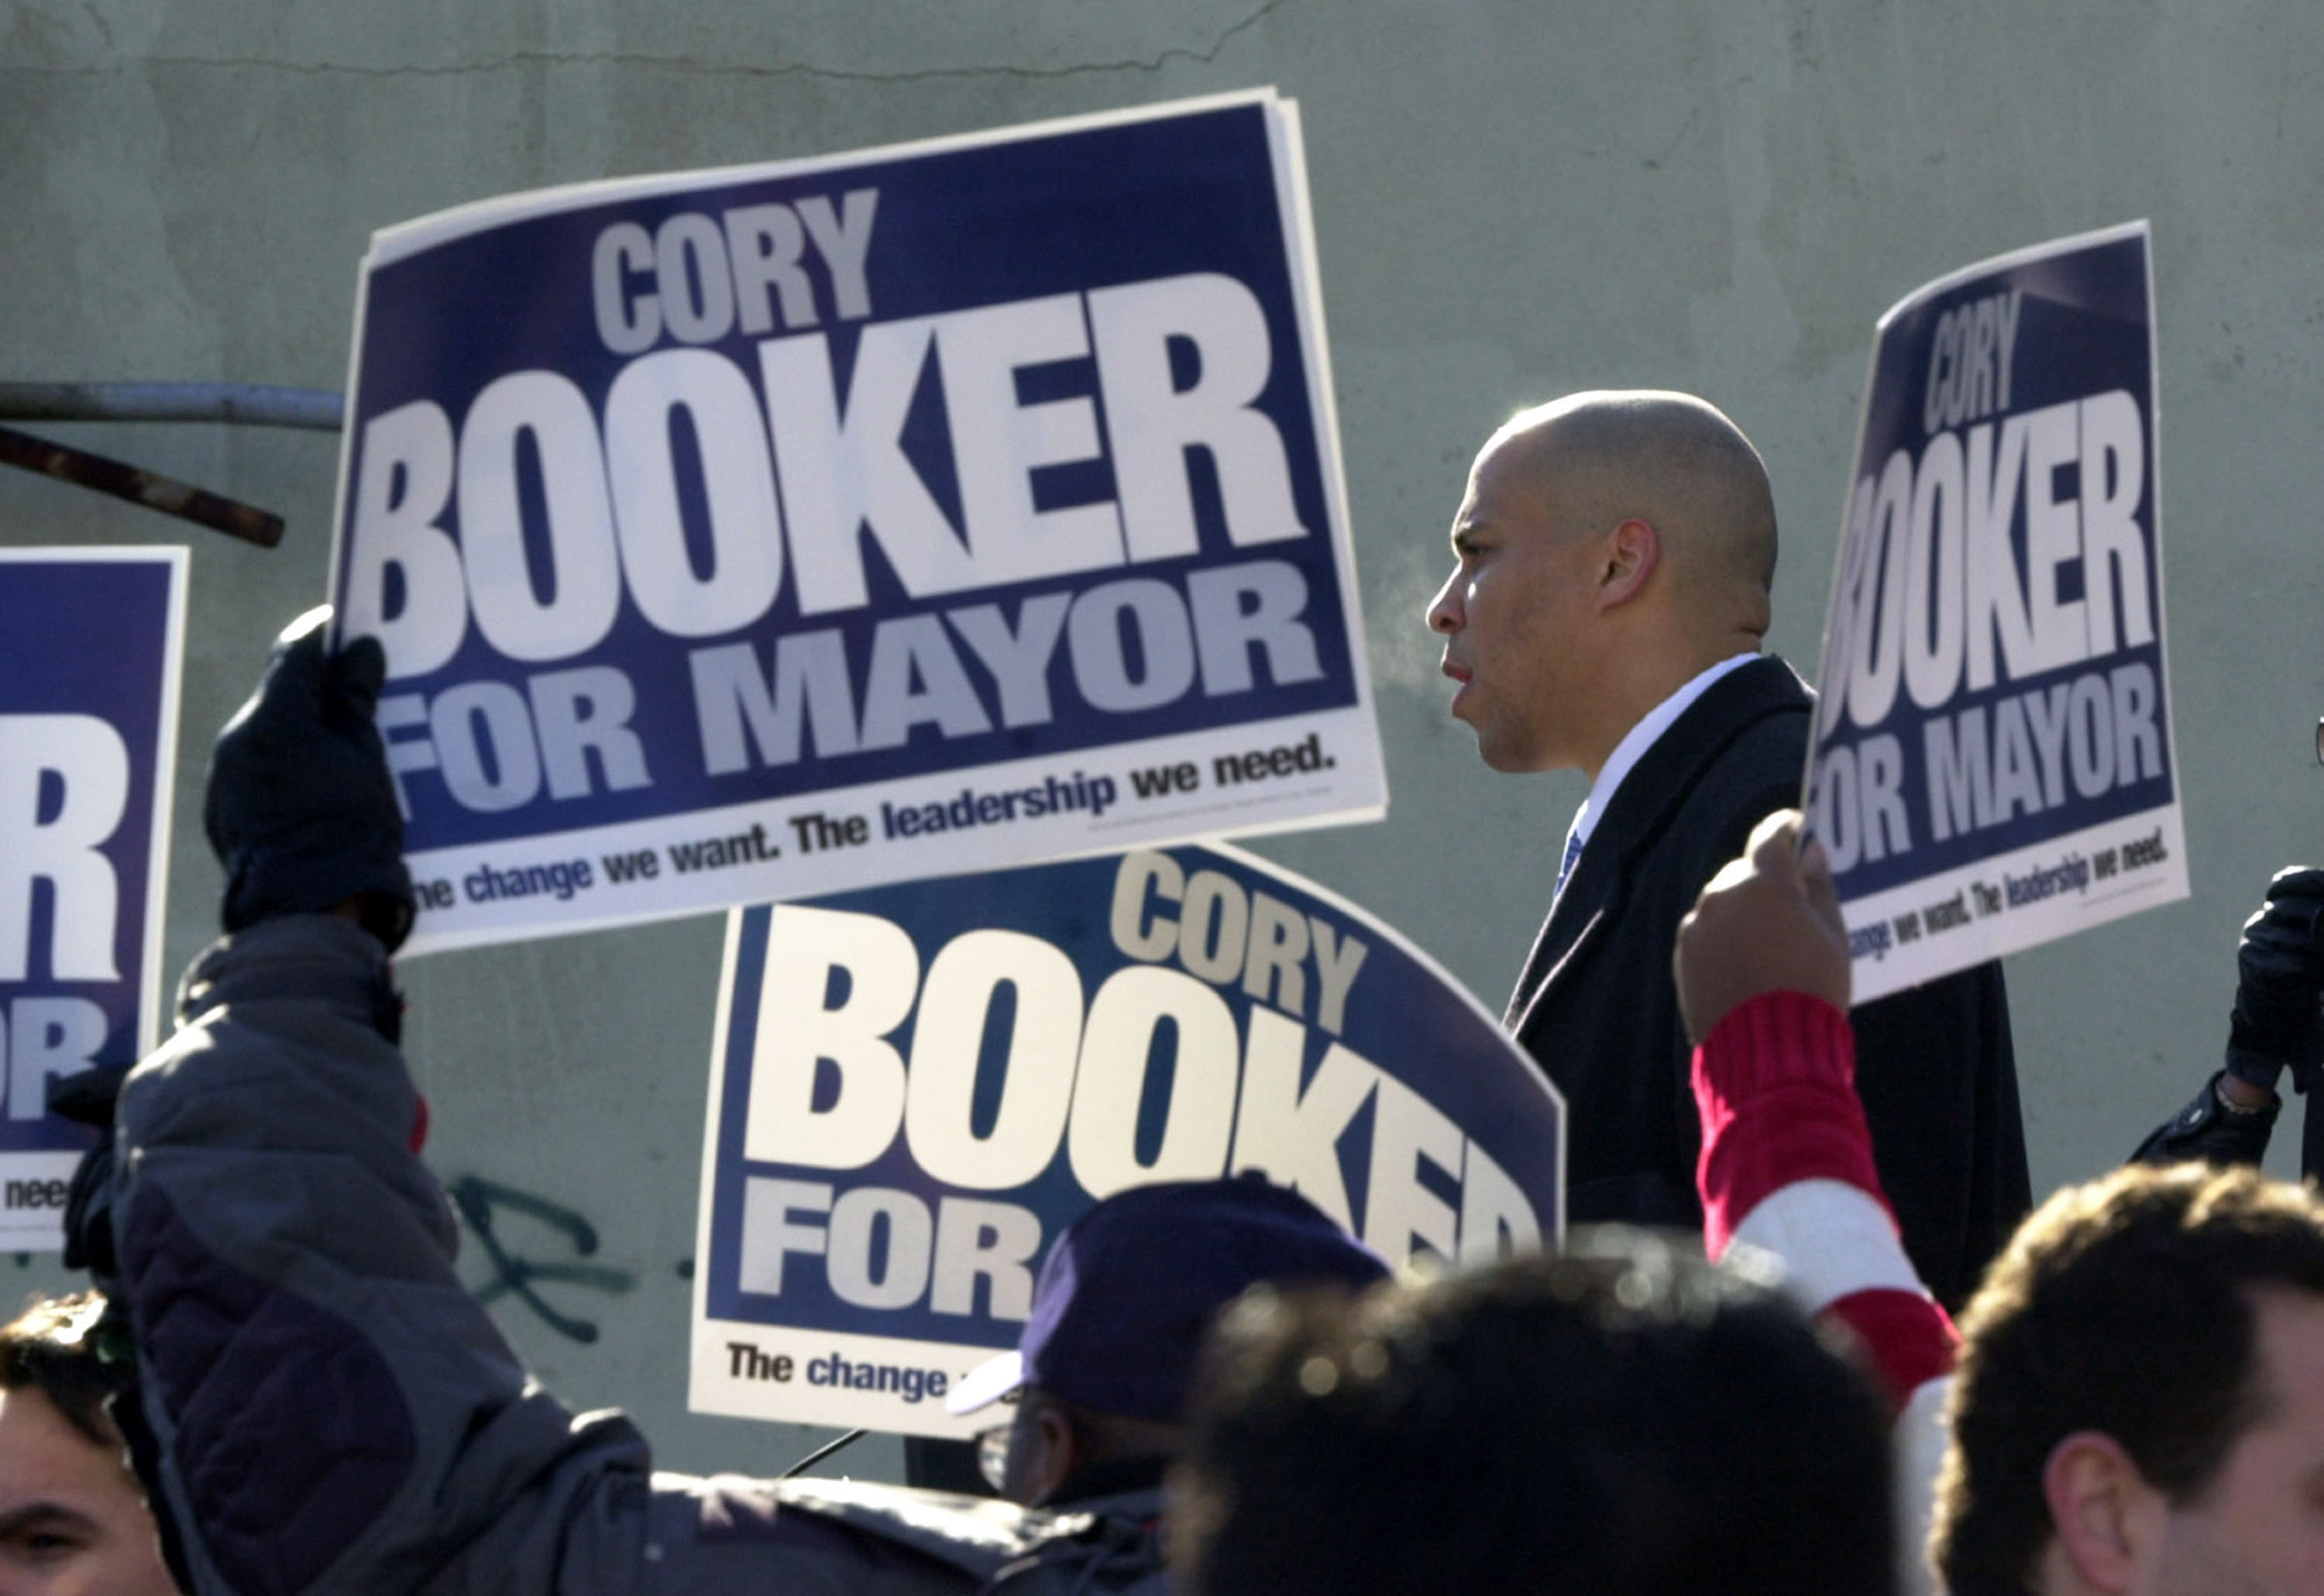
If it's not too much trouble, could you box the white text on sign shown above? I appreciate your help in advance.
[0,714,126,1117]
[733,854,1540,1322]
[344,270,1311,679]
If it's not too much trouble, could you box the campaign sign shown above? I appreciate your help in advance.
[0,549,187,1248]
[688,843,1562,1437]
[1807,223,2185,1003]
[327,90,1384,958]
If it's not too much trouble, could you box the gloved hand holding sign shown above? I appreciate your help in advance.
[205,606,415,951]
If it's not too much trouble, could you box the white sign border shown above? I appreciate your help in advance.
[1813,221,2185,999]
[0,546,187,1247]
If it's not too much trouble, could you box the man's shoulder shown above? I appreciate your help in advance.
[987,1487,1168,1595]
[1676,654,1812,763]
[1504,657,1812,1044]
[1603,656,1811,862]
[662,1477,1061,1590]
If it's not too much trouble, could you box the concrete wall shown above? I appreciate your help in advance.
[9,0,2322,1478]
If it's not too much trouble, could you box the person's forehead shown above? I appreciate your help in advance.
[1459,428,1563,529]
[2247,1289,2324,1417]
[2198,1285,2324,1502]
[0,1384,127,1506]
[0,1384,177,1596]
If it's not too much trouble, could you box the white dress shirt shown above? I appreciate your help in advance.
[1553,652,1761,901]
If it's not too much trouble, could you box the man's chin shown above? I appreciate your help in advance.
[1470,727,1562,775]
[1453,705,1545,772]
[1473,736,1537,775]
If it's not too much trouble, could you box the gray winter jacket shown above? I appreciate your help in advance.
[109,914,1118,1596]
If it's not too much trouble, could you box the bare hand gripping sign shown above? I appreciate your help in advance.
[1807,223,2187,1002]
[688,844,1563,1437]
[328,91,1383,955]
[0,550,185,1248]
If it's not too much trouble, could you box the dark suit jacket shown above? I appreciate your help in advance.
[1506,655,2029,1310]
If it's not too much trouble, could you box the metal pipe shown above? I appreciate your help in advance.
[0,382,343,432]
[0,424,285,547]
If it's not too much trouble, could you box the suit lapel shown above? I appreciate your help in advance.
[1504,656,1813,1038]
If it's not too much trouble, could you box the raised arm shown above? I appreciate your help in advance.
[98,614,1009,1596]
[1674,810,1957,1411]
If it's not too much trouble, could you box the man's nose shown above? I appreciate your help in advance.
[1425,573,1460,633]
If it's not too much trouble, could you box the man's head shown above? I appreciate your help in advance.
[1934,1163,2324,1596]
[0,1294,175,1596]
[947,1175,1389,1506]
[1173,1231,1894,1596]
[1427,390,1777,776]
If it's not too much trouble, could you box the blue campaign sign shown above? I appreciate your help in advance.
[1807,223,2186,1002]
[328,90,1385,957]
[0,549,187,1248]
[687,843,1562,1437]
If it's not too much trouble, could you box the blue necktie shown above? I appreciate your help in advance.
[1554,830,1584,900]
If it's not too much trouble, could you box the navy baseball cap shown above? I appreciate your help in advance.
[946,1173,1391,1423]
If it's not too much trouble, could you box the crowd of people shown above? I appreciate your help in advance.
[7,389,2321,1596]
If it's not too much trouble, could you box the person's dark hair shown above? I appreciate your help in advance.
[1933,1163,2324,1596]
[1173,1230,1895,1596]
[0,1290,136,1444]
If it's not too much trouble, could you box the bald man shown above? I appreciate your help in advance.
[1428,391,2027,1309]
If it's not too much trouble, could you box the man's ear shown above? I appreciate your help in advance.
[2042,1430,2167,1593]
[1012,1401,1080,1507]
[1593,518,1659,611]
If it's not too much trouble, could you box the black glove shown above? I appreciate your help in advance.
[2131,1070,2278,1168]
[2225,867,2324,1095]
[205,608,414,950]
